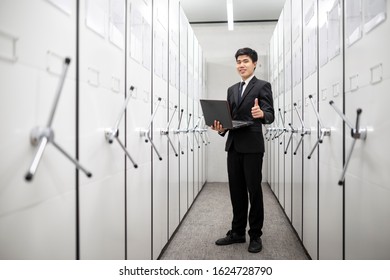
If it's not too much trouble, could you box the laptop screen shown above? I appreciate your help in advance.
[200,99,233,128]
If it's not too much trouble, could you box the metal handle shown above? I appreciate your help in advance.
[167,106,178,130]
[147,97,162,133]
[193,116,201,130]
[113,86,135,138]
[161,105,179,157]
[279,108,286,127]
[307,129,328,159]
[329,100,354,129]
[47,57,71,128]
[192,117,202,149]
[186,113,192,132]
[114,136,138,168]
[266,126,275,141]
[104,86,138,168]
[195,117,209,146]
[284,130,293,154]
[167,135,179,156]
[293,134,304,155]
[308,95,324,128]
[265,127,271,141]
[173,109,185,154]
[330,101,367,185]
[291,102,309,155]
[188,129,194,152]
[277,108,287,140]
[338,138,357,185]
[176,109,184,132]
[204,130,210,145]
[181,113,194,152]
[284,123,297,154]
[193,132,200,149]
[25,58,92,181]
[25,128,93,181]
[140,97,163,160]
[198,129,206,145]
[146,132,163,160]
[25,131,49,181]
[273,109,287,142]
[51,139,93,177]
[306,95,331,159]
[307,135,322,159]
[294,102,310,136]
[353,108,367,140]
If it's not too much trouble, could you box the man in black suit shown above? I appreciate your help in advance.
[211,47,274,253]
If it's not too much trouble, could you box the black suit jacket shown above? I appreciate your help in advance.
[221,76,274,153]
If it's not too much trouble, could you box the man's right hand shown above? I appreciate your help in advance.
[211,120,226,133]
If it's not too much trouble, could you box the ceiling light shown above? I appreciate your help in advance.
[227,0,234,31]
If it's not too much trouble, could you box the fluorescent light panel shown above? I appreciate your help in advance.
[227,0,234,30]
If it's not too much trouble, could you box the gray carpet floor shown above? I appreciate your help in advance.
[160,182,309,260]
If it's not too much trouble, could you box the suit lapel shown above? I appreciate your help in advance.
[238,76,257,108]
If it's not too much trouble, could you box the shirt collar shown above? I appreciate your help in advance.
[241,74,255,85]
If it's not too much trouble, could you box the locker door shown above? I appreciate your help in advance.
[344,0,390,259]
[152,0,169,259]
[278,11,285,205]
[200,53,208,187]
[179,6,188,221]
[273,93,279,195]
[267,38,274,188]
[78,0,126,259]
[318,0,343,260]
[193,37,200,198]
[291,0,304,239]
[284,0,293,220]
[198,47,206,189]
[168,0,180,239]
[187,27,195,207]
[302,0,318,259]
[0,0,78,259]
[126,0,153,259]
[273,26,279,198]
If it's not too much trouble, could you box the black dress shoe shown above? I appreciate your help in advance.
[215,230,246,246]
[248,237,262,253]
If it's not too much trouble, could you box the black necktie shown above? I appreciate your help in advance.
[238,81,245,103]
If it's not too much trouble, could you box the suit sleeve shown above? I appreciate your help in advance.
[259,82,275,125]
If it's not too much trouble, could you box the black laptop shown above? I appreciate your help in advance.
[200,99,253,129]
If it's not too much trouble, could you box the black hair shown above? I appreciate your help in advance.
[235,48,258,62]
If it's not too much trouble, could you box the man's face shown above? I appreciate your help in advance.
[236,54,257,80]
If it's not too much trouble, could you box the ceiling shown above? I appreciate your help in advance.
[179,0,285,65]
[179,0,285,23]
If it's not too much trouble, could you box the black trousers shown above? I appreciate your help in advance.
[227,148,264,238]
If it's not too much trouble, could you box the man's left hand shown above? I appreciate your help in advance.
[251,98,264,119]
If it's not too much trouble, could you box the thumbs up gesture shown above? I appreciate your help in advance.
[251,98,264,119]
